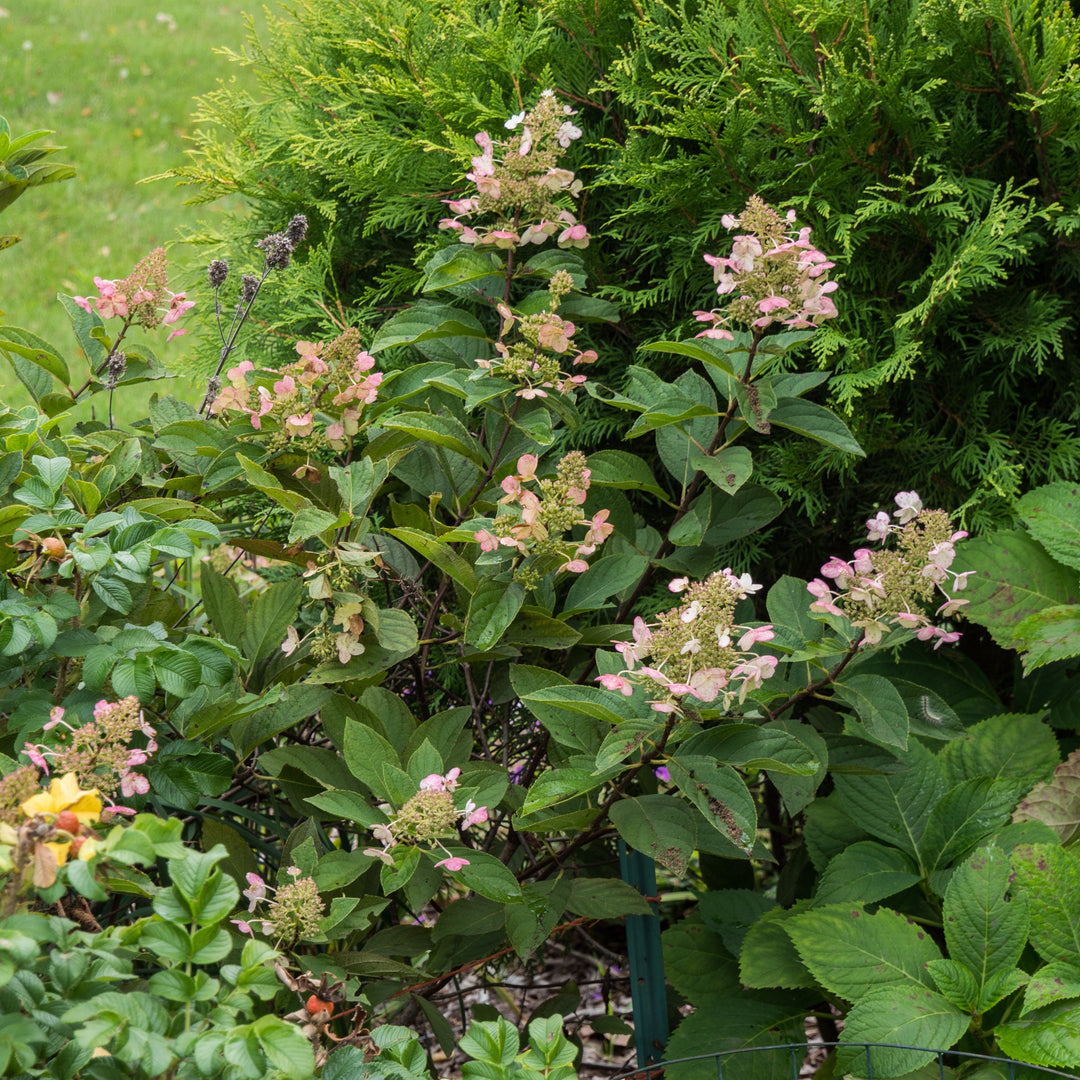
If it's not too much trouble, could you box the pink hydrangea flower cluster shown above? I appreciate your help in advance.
[475,277,599,399]
[473,451,612,577]
[693,196,838,340]
[360,767,486,875]
[599,569,778,712]
[439,89,587,251]
[233,864,324,941]
[807,491,972,648]
[21,697,156,813]
[210,329,382,447]
[74,247,194,342]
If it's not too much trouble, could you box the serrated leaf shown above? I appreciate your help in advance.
[640,338,738,379]
[837,988,968,1077]
[288,507,347,544]
[1018,482,1080,572]
[739,907,814,989]
[91,574,132,612]
[662,996,808,1080]
[979,966,1030,1012]
[814,841,922,906]
[787,904,941,999]
[370,302,488,354]
[563,553,647,610]
[1022,962,1080,1016]
[511,665,605,752]
[448,850,522,903]
[766,575,825,643]
[834,741,945,863]
[943,846,1029,1010]
[662,913,740,1001]
[151,647,202,696]
[699,889,773,956]
[690,445,753,496]
[111,654,156,702]
[520,768,601,815]
[653,371,718,485]
[940,713,1060,788]
[523,684,642,726]
[927,959,979,1011]
[954,530,1080,650]
[595,718,665,772]
[343,721,401,803]
[199,566,246,649]
[997,1000,1080,1069]
[1014,605,1080,672]
[1012,844,1080,964]
[422,246,502,293]
[707,483,783,543]
[920,777,1026,872]
[0,325,69,384]
[833,673,909,750]
[253,1015,316,1080]
[504,608,581,650]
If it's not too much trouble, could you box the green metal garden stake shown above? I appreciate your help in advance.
[618,840,669,1067]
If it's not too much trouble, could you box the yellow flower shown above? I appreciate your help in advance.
[44,840,71,867]
[20,773,102,825]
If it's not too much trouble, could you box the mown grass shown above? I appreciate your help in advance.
[0,1,261,418]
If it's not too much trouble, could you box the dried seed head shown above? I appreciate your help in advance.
[285,214,309,246]
[104,351,127,390]
[256,231,293,271]
[208,259,229,288]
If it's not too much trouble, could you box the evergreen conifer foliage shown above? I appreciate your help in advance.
[176,0,1080,557]
[607,0,1080,529]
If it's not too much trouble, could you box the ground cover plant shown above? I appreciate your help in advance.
[3,3,1080,1080]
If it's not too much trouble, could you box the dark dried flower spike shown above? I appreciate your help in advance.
[256,231,293,271]
[202,375,222,413]
[104,351,126,390]
[239,273,259,303]
[208,259,229,288]
[285,214,308,246]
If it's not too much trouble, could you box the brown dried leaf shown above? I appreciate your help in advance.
[1013,749,1080,846]
[32,843,58,888]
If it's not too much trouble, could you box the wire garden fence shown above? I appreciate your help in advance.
[611,1043,1080,1080]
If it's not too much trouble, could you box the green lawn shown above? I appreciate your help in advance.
[0,1,261,415]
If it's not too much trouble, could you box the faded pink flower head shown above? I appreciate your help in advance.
[120,771,149,798]
[597,673,634,696]
[866,511,891,542]
[893,491,923,523]
[435,856,470,872]
[559,559,589,574]
[243,873,267,912]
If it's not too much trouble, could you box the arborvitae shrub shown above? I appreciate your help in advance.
[174,0,1080,575]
